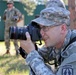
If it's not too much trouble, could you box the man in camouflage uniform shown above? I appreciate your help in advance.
[20,0,76,75]
[3,1,22,55]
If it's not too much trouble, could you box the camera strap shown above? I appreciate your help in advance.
[34,43,38,50]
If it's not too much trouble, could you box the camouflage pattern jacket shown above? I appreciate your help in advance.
[26,29,76,75]
[3,6,22,24]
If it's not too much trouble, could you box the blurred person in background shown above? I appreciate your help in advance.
[3,0,23,55]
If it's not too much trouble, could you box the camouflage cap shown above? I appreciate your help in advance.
[46,0,66,8]
[32,7,70,26]
[7,0,14,4]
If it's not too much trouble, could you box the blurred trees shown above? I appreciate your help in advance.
[21,0,37,16]
[21,0,47,16]
[63,0,68,5]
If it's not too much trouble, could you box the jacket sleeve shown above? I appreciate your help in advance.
[26,50,55,75]
[3,10,7,21]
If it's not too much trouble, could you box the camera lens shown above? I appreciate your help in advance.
[9,22,42,42]
[9,26,17,39]
[9,26,28,40]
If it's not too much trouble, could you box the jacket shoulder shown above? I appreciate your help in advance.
[57,53,76,75]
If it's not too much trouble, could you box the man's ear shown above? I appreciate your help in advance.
[61,24,67,31]
[61,24,67,33]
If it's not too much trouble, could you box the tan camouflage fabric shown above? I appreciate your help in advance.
[7,0,14,4]
[3,6,22,51]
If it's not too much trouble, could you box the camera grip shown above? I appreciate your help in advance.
[19,44,38,59]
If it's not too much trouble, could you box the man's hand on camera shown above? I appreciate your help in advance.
[20,32,35,54]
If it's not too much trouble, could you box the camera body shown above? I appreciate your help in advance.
[11,15,19,21]
[9,22,42,42]
[9,22,42,58]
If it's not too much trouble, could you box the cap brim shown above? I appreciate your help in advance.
[32,17,56,26]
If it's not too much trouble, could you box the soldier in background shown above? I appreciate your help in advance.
[3,1,22,55]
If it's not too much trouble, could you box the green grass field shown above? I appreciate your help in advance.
[0,41,44,75]
[0,41,29,75]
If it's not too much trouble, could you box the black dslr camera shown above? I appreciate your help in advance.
[12,16,18,21]
[11,11,19,22]
[9,22,42,58]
